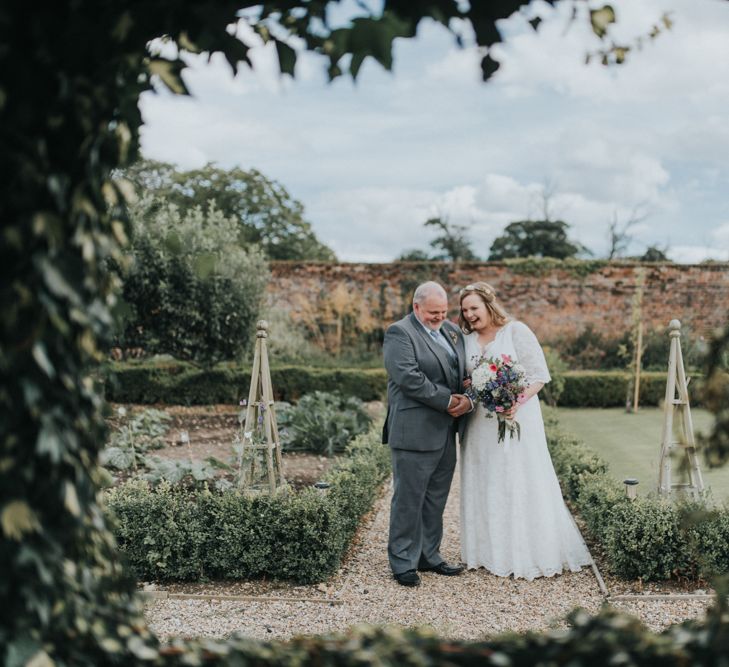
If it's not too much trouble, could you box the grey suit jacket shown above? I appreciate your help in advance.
[382,313,467,451]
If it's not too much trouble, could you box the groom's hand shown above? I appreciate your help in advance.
[447,394,471,417]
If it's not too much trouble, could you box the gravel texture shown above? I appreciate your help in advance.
[145,463,713,641]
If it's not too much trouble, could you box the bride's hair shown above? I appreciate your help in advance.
[458,282,509,333]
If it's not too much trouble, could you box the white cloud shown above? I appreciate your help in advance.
[137,0,729,264]
[308,186,439,261]
[669,245,729,263]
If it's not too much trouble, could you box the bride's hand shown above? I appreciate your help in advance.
[462,376,472,389]
[504,405,518,420]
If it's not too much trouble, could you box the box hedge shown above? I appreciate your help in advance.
[103,360,388,404]
[105,426,390,583]
[105,361,703,408]
[545,412,729,581]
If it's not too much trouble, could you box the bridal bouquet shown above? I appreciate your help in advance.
[466,353,528,443]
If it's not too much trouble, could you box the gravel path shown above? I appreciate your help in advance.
[145,463,712,641]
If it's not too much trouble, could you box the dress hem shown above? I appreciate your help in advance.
[462,558,593,582]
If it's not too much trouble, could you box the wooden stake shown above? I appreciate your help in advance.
[633,321,643,412]
[238,320,285,493]
[657,319,704,497]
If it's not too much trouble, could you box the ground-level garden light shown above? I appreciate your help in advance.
[623,477,639,500]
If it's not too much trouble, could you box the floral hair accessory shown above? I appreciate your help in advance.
[459,283,495,302]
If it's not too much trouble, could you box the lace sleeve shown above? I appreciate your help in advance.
[510,321,551,385]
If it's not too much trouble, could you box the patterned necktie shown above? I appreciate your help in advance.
[430,329,456,360]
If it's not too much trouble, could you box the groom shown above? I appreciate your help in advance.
[382,281,471,587]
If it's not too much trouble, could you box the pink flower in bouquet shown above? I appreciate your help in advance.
[465,353,529,443]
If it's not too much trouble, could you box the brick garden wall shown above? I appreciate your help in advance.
[267,261,729,349]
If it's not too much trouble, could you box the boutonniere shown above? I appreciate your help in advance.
[447,330,459,346]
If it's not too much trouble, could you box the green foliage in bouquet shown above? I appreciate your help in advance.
[278,391,373,457]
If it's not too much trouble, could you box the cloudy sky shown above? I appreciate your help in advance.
[140,0,729,262]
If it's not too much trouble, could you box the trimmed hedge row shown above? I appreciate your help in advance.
[105,426,390,583]
[127,607,729,665]
[105,360,701,408]
[558,371,705,407]
[103,361,387,404]
[546,411,729,580]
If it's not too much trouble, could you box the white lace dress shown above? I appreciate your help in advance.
[459,321,593,580]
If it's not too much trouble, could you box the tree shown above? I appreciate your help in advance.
[117,198,268,365]
[123,159,336,261]
[425,216,479,262]
[1,1,722,663]
[396,249,431,261]
[488,220,589,260]
[606,206,649,259]
[638,245,670,262]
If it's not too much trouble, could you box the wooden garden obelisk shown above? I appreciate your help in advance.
[657,319,704,497]
[239,320,285,493]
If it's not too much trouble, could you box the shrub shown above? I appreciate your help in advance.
[114,198,268,366]
[278,391,373,456]
[558,371,683,407]
[541,346,567,406]
[101,407,171,471]
[545,323,709,372]
[546,412,727,581]
[682,501,729,578]
[546,428,609,501]
[105,426,390,583]
[106,360,710,409]
[104,361,388,404]
[603,497,692,580]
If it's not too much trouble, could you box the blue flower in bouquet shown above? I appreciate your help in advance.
[467,353,528,443]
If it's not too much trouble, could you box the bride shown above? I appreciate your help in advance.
[458,282,592,580]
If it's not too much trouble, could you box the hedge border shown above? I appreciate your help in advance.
[545,410,729,581]
[106,425,390,584]
[105,361,703,407]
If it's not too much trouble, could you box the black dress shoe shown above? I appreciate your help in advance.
[418,561,465,576]
[394,569,421,587]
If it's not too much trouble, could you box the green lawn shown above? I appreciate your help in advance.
[556,407,729,502]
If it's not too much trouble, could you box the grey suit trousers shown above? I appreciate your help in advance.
[388,423,458,574]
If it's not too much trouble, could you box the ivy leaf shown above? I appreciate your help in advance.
[1,500,41,540]
[529,17,542,32]
[480,53,500,82]
[40,259,79,304]
[6,638,43,667]
[64,481,81,517]
[275,39,296,77]
[591,5,616,39]
[111,10,133,42]
[220,32,251,74]
[127,636,158,660]
[147,58,189,95]
[350,52,366,80]
[26,650,54,667]
[36,423,62,462]
[32,343,55,378]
